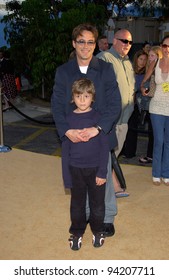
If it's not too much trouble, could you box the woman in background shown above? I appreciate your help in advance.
[141,36,169,186]
[139,46,162,164]
[122,49,148,158]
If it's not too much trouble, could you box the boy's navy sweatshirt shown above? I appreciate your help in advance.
[61,109,110,188]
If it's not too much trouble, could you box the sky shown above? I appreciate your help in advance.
[0,0,24,3]
[0,0,8,4]
[0,5,7,47]
[0,1,24,46]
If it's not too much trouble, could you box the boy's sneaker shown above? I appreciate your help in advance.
[68,235,82,251]
[92,233,105,248]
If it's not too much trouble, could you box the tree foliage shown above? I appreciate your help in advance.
[1,0,168,97]
[1,0,106,97]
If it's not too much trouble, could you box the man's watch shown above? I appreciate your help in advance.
[94,125,102,133]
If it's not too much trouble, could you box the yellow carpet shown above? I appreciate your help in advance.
[0,149,169,260]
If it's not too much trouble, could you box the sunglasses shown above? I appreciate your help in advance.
[75,40,95,46]
[116,38,133,45]
[162,44,169,48]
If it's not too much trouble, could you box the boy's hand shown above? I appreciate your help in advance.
[96,177,106,186]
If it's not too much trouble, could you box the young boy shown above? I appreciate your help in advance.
[61,78,110,250]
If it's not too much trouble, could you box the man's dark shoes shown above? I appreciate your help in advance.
[103,223,115,237]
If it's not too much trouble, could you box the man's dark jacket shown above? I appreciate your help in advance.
[51,56,121,150]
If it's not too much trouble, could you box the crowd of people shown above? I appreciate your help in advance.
[51,21,169,251]
[2,21,167,251]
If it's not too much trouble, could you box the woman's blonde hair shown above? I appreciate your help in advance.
[145,45,162,71]
[150,45,162,59]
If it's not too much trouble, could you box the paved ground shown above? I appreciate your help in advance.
[2,95,61,156]
[1,95,152,167]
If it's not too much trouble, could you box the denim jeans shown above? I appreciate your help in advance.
[150,113,169,178]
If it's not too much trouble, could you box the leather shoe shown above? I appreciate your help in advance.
[103,223,115,237]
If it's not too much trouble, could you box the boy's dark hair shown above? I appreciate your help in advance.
[72,23,98,42]
[71,78,95,102]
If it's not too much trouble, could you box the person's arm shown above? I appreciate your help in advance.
[96,62,122,133]
[96,132,110,186]
[140,60,157,96]
[61,139,72,189]
[51,65,85,142]
[80,62,121,141]
[51,66,70,140]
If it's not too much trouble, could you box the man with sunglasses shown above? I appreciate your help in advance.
[99,29,135,197]
[51,23,121,242]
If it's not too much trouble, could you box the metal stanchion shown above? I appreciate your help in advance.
[0,86,12,153]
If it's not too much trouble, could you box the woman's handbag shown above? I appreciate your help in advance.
[147,73,156,97]
[146,59,158,98]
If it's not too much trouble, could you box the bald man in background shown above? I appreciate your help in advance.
[99,29,135,197]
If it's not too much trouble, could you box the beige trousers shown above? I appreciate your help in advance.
[114,124,128,157]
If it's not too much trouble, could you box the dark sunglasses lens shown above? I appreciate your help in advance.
[125,40,133,45]
[162,44,168,48]
[120,39,133,45]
